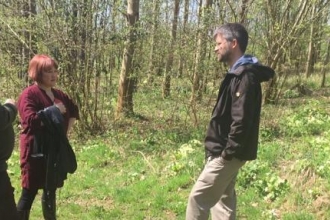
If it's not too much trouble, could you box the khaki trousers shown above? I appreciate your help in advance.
[186,156,246,220]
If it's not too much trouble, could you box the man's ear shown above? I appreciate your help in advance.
[231,39,238,49]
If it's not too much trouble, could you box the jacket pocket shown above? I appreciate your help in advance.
[31,133,45,158]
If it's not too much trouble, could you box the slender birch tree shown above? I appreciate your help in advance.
[162,0,180,98]
[116,0,140,116]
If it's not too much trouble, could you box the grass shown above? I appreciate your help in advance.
[6,75,330,219]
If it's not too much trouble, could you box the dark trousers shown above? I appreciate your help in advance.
[0,171,19,220]
[17,187,57,220]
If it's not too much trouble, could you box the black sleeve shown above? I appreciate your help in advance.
[0,103,17,131]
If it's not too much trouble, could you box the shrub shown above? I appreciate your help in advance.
[279,100,330,137]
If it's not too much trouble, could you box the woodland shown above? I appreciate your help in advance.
[0,0,329,132]
[2,1,330,219]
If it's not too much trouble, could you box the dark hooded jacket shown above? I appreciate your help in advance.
[0,103,17,172]
[205,56,275,161]
[36,105,77,191]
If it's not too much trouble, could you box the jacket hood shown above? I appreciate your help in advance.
[230,54,259,72]
[228,55,275,82]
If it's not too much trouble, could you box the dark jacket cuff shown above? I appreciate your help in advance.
[221,150,234,160]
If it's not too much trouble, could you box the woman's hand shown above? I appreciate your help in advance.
[55,102,67,114]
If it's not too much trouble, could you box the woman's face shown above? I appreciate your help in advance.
[40,68,58,88]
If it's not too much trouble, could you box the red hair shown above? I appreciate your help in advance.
[28,54,58,83]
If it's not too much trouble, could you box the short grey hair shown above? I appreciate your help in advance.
[213,23,249,53]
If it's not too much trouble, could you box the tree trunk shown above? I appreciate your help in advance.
[263,0,311,104]
[162,0,180,98]
[305,3,316,78]
[147,0,159,83]
[178,0,190,78]
[321,39,330,88]
[116,0,140,117]
[22,0,37,57]
[239,0,249,24]
[190,0,213,103]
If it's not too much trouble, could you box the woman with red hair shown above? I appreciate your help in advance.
[16,54,79,220]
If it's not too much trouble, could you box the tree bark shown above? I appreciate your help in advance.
[190,0,213,103]
[321,39,330,88]
[178,0,190,78]
[147,0,160,83]
[116,0,140,117]
[162,0,180,98]
[305,3,316,78]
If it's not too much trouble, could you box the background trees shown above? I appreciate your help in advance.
[1,0,330,133]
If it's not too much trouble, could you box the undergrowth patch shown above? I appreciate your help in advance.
[7,85,330,219]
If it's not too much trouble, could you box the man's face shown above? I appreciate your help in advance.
[214,34,232,63]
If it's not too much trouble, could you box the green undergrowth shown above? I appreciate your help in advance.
[7,85,330,219]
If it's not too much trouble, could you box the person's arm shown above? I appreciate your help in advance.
[67,117,76,135]
[18,91,44,132]
[221,72,258,160]
[57,89,79,135]
[62,92,79,135]
[0,99,17,130]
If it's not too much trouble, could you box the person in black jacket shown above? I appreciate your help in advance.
[0,98,19,220]
[186,23,275,220]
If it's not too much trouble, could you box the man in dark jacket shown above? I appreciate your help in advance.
[0,98,19,220]
[186,23,275,220]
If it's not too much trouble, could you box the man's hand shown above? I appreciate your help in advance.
[221,150,233,161]
[5,98,16,106]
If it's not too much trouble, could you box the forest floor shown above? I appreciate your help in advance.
[8,81,330,220]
